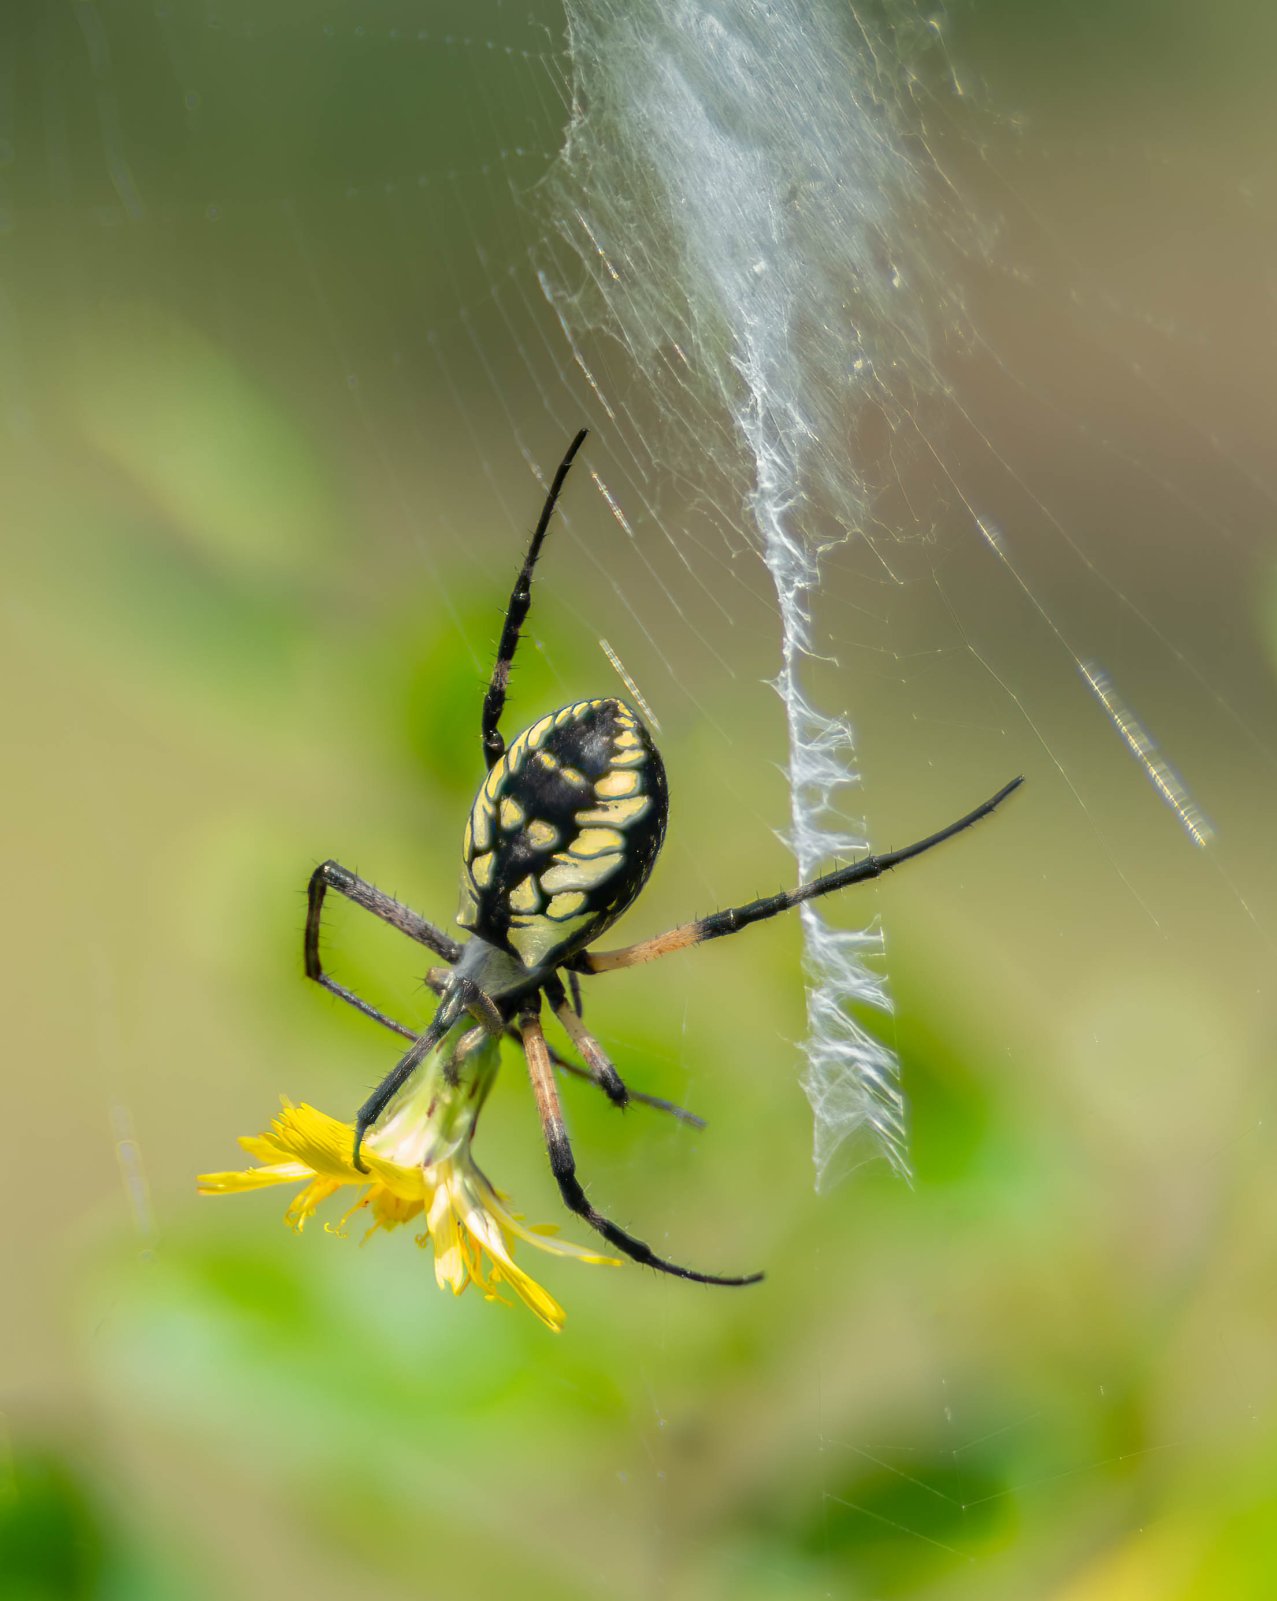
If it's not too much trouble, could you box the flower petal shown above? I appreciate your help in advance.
[367,1187,424,1236]
[265,1104,367,1179]
[197,1161,312,1194]
[285,1176,343,1230]
[236,1132,299,1165]
[199,1072,615,1331]
[266,1104,426,1199]
[480,1182,621,1266]
[427,1183,467,1295]
[490,1260,568,1333]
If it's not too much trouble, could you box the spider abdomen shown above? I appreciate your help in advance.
[457,697,668,969]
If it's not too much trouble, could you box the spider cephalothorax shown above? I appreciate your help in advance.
[303,430,1022,1287]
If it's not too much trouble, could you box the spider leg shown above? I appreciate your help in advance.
[454,975,505,1038]
[307,860,461,963]
[481,429,588,771]
[574,776,1023,974]
[344,1005,415,1043]
[340,970,506,1167]
[579,1075,705,1130]
[420,970,704,1127]
[519,996,761,1287]
[305,860,461,1031]
[351,984,467,1173]
[546,987,705,1125]
[437,975,506,1088]
[544,974,628,1107]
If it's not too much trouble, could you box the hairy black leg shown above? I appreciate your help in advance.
[304,859,459,1035]
[481,430,588,770]
[576,777,1024,973]
[306,861,460,1008]
[351,985,467,1172]
[307,860,461,963]
[519,997,760,1287]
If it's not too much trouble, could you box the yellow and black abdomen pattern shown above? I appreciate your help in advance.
[457,698,668,969]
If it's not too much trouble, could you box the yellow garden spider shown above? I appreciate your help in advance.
[303,431,1022,1287]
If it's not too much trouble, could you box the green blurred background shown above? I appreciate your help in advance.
[3,3,1276,1598]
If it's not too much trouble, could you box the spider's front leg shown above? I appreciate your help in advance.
[480,429,588,770]
[350,972,509,1170]
[304,860,461,1036]
[351,1015,450,1173]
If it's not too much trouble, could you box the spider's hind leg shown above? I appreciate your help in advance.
[574,777,1024,974]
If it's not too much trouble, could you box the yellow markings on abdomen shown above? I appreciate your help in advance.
[499,796,525,831]
[576,794,650,827]
[508,875,541,914]
[509,910,591,966]
[471,851,495,889]
[570,827,626,858]
[470,801,494,853]
[540,853,624,893]
[546,891,587,919]
[595,768,640,798]
[526,818,559,850]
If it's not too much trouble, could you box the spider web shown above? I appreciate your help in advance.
[11,0,1276,1596]
[543,0,946,1185]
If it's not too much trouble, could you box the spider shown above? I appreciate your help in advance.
[304,430,1022,1287]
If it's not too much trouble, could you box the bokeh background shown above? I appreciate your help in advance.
[4,3,1276,1598]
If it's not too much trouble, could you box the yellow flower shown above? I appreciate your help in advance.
[198,1028,617,1332]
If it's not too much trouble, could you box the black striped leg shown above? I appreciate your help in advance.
[575,777,1024,974]
[519,996,760,1287]
[305,860,461,1034]
[351,984,470,1173]
[481,429,588,771]
[544,974,628,1107]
